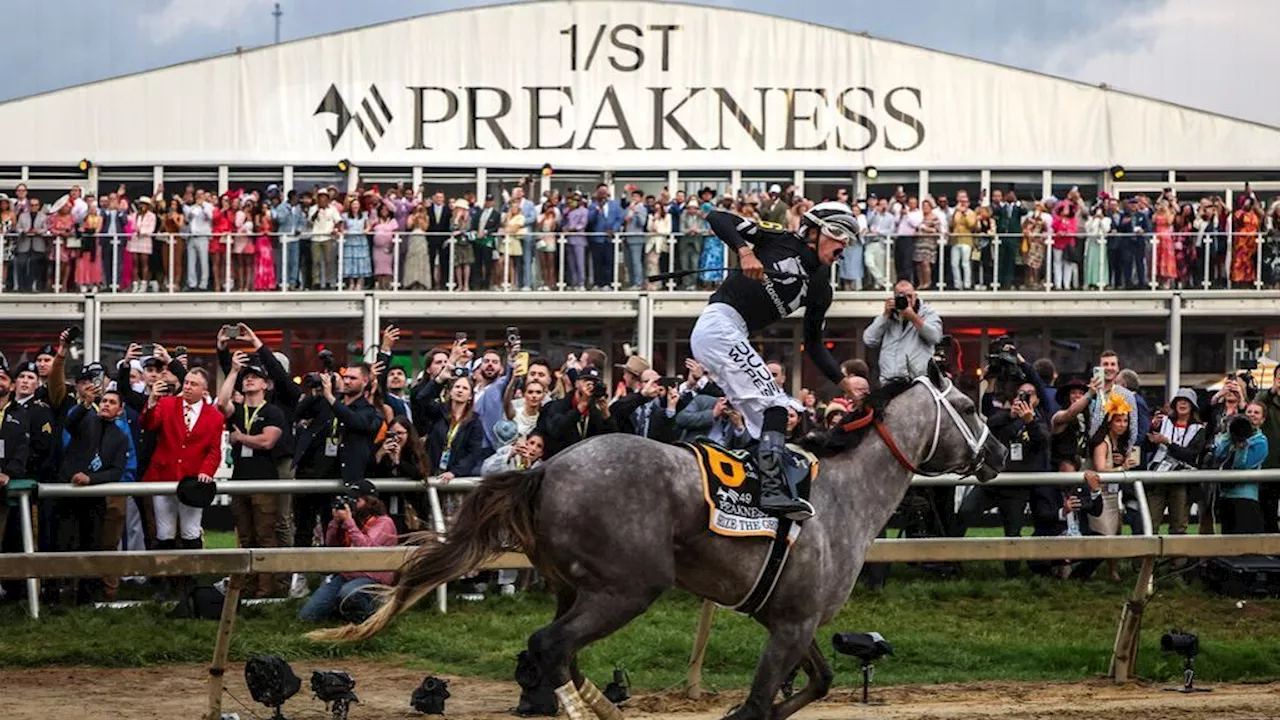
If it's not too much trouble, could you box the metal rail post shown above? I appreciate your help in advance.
[18,488,39,618]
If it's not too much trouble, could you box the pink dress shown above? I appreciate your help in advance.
[371,218,398,276]
[253,218,276,290]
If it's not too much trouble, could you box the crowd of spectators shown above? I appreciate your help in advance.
[0,285,1276,614]
[5,180,1280,295]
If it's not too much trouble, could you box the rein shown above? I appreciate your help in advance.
[874,420,921,475]
[867,376,991,478]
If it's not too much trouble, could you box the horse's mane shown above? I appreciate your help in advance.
[800,377,917,458]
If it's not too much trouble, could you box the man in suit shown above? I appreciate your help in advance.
[993,187,1025,290]
[426,190,451,289]
[586,184,624,289]
[472,194,502,290]
[141,366,222,554]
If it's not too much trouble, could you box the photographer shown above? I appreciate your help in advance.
[297,478,397,624]
[613,368,680,443]
[539,365,617,458]
[217,323,302,594]
[1210,406,1268,535]
[677,395,750,448]
[1248,370,1280,533]
[1030,470,1105,579]
[216,353,286,598]
[862,280,943,384]
[1144,389,1205,536]
[317,364,383,487]
[54,376,129,603]
[956,380,1047,578]
[417,369,486,482]
[370,415,431,533]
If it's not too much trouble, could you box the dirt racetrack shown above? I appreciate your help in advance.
[6,660,1279,720]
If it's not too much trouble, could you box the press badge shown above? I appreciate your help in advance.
[0,439,5,458]
[241,444,254,458]
[1009,443,1023,462]
[324,438,340,457]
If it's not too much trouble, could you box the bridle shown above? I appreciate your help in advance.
[874,376,991,477]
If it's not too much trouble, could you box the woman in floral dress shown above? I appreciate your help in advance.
[1232,198,1262,286]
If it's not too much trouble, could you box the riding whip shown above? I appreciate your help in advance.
[645,267,807,283]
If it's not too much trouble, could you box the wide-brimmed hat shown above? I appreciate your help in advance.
[1170,387,1199,412]
[1055,376,1089,409]
[176,476,217,508]
[615,356,650,376]
[136,196,153,206]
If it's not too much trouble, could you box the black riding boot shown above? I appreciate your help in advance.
[756,430,815,522]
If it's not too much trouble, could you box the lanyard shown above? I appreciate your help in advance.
[243,403,264,434]
[445,420,461,447]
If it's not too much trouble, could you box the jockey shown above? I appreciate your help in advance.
[690,201,856,521]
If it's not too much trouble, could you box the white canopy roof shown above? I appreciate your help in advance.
[2,0,1277,171]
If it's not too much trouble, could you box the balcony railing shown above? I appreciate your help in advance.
[0,229,1272,294]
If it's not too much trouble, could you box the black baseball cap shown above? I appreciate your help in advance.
[141,356,166,369]
[344,478,379,500]
[240,363,269,381]
[577,365,602,381]
[76,362,106,382]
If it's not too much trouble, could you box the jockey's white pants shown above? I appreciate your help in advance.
[690,303,791,439]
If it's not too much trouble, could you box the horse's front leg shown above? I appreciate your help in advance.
[769,639,832,720]
[721,620,815,720]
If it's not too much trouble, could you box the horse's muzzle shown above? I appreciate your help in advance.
[974,435,1008,483]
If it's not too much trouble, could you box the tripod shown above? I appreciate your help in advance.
[857,661,886,705]
[1163,656,1212,693]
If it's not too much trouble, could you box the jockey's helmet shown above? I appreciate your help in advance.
[801,201,859,245]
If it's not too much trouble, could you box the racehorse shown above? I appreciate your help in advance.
[310,365,1005,720]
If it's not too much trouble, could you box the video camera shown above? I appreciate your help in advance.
[985,334,1024,384]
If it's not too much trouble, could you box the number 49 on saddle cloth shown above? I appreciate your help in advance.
[682,441,817,544]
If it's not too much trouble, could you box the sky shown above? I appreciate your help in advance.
[1,0,1276,127]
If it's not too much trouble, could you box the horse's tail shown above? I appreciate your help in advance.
[307,466,545,644]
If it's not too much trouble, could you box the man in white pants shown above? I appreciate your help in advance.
[690,202,857,521]
[141,367,223,554]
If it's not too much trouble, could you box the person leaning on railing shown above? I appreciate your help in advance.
[297,478,397,625]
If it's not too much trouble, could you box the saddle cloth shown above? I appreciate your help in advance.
[682,440,817,542]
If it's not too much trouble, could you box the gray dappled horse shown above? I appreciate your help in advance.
[310,365,1005,720]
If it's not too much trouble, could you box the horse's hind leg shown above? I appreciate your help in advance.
[769,639,832,720]
[722,620,815,720]
[529,587,663,719]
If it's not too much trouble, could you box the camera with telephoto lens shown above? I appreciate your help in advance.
[1228,414,1254,446]
[893,293,909,312]
[331,496,349,511]
[318,348,336,372]
[64,325,82,345]
[591,377,608,399]
[985,334,1024,383]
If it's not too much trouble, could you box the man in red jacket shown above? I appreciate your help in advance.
[141,367,222,553]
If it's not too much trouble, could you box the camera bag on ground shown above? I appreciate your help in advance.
[168,581,235,620]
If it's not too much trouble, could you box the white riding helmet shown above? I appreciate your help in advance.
[801,201,859,244]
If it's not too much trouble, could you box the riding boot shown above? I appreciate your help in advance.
[755,430,815,522]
